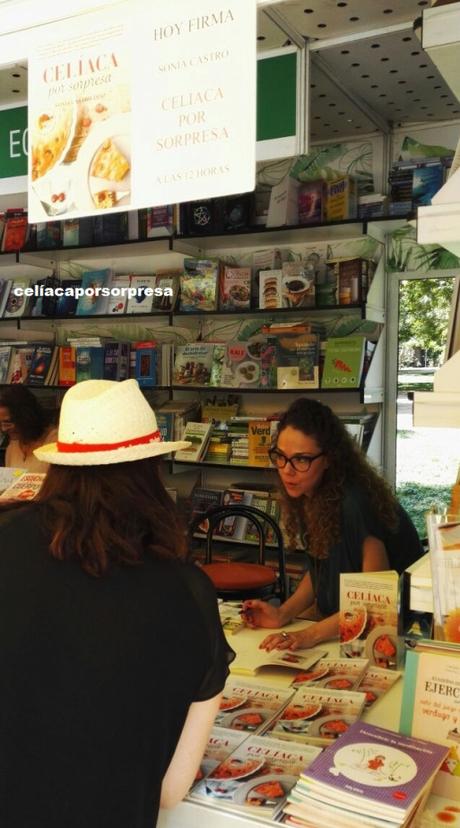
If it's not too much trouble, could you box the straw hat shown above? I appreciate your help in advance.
[34,379,191,466]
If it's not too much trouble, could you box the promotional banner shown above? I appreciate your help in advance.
[27,0,256,221]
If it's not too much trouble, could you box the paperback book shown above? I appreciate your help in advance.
[173,343,217,386]
[230,647,327,678]
[106,274,131,314]
[125,274,156,314]
[215,489,254,540]
[276,333,320,390]
[190,728,248,789]
[219,266,251,311]
[259,269,283,310]
[6,346,34,384]
[134,342,157,388]
[28,345,54,386]
[263,685,366,747]
[247,420,278,467]
[339,571,400,669]
[400,642,460,799]
[321,335,366,389]
[3,279,31,318]
[357,667,402,710]
[173,422,212,462]
[191,735,321,821]
[214,679,293,735]
[282,262,316,308]
[76,268,111,316]
[218,602,246,636]
[220,341,267,389]
[0,472,46,501]
[179,259,219,312]
[190,487,223,532]
[151,273,180,312]
[290,658,369,691]
[0,467,27,494]
[294,721,448,827]
[0,345,11,383]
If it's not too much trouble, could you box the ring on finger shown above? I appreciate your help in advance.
[281,632,290,640]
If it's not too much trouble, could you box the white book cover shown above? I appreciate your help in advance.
[0,472,46,501]
[106,273,131,314]
[126,274,156,314]
[3,279,30,318]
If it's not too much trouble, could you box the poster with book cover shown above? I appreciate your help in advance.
[299,721,448,825]
[220,341,266,388]
[214,680,293,735]
[400,646,460,799]
[173,343,217,386]
[190,728,248,789]
[339,571,400,669]
[357,666,402,709]
[191,735,321,821]
[290,658,369,691]
[264,686,366,747]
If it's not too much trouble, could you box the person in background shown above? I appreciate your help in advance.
[242,398,423,651]
[0,379,234,828]
[0,385,58,472]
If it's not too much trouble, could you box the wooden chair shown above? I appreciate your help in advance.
[190,504,287,603]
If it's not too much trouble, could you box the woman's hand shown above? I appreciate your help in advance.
[241,600,282,629]
[259,627,318,652]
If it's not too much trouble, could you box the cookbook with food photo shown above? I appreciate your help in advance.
[339,571,400,669]
[214,679,294,736]
[264,686,366,747]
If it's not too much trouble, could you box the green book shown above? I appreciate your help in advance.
[321,335,366,389]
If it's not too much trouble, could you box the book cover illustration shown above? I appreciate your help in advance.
[0,345,12,383]
[220,341,266,388]
[299,721,447,822]
[58,346,76,386]
[339,571,400,669]
[282,262,315,308]
[419,793,460,828]
[0,472,46,501]
[173,343,217,386]
[400,647,460,799]
[190,487,223,533]
[290,658,369,691]
[28,345,54,386]
[135,343,157,388]
[215,489,253,540]
[75,269,111,316]
[247,420,278,467]
[231,647,327,678]
[0,279,12,317]
[55,279,82,317]
[190,728,248,790]
[276,333,320,390]
[215,680,293,735]
[218,602,245,636]
[191,734,321,820]
[179,259,219,312]
[220,266,251,311]
[125,274,156,314]
[106,274,131,314]
[3,280,30,318]
[321,336,366,389]
[6,346,34,384]
[264,686,366,746]
[357,667,402,709]
[151,273,179,312]
[259,269,283,310]
[174,422,212,462]
[75,346,104,382]
[103,342,130,382]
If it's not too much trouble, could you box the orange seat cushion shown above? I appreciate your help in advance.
[202,563,276,591]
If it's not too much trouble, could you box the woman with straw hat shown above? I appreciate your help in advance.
[0,379,234,828]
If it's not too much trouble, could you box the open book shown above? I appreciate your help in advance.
[230,647,327,677]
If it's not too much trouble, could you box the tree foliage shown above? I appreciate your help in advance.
[399,278,455,365]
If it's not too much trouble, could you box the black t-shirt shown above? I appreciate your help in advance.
[0,505,234,828]
[303,485,423,617]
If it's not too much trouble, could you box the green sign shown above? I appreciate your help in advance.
[257,52,297,142]
[0,106,27,178]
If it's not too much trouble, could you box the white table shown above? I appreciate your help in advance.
[158,620,402,828]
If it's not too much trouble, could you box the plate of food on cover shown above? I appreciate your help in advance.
[208,757,265,782]
[30,101,77,182]
[291,665,330,686]
[308,714,355,739]
[219,695,247,713]
[233,774,297,808]
[321,675,355,691]
[77,114,131,210]
[339,607,367,643]
[365,625,398,668]
[221,707,268,732]
[280,702,323,722]
[235,360,260,385]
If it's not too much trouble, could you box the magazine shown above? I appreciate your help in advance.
[190,734,321,821]
[295,721,447,826]
[339,571,400,669]
[0,472,46,501]
[263,686,366,746]
[290,658,369,691]
[230,647,327,678]
[214,679,294,735]
[356,667,402,710]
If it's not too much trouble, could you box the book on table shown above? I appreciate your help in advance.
[189,727,248,791]
[0,472,46,501]
[356,666,402,710]
[0,467,27,494]
[263,684,366,747]
[218,602,246,636]
[230,647,327,678]
[288,721,448,828]
[190,734,321,821]
[400,640,460,800]
[339,571,400,669]
[290,657,369,691]
[214,679,294,735]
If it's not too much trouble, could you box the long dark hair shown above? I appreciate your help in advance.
[276,398,399,557]
[0,385,54,442]
[0,457,187,576]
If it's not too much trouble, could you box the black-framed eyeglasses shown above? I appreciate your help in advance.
[268,448,324,473]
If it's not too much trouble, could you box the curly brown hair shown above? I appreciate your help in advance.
[0,457,187,576]
[276,399,399,558]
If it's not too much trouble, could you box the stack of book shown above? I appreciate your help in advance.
[283,721,448,828]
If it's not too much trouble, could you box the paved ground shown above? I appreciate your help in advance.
[396,396,459,486]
